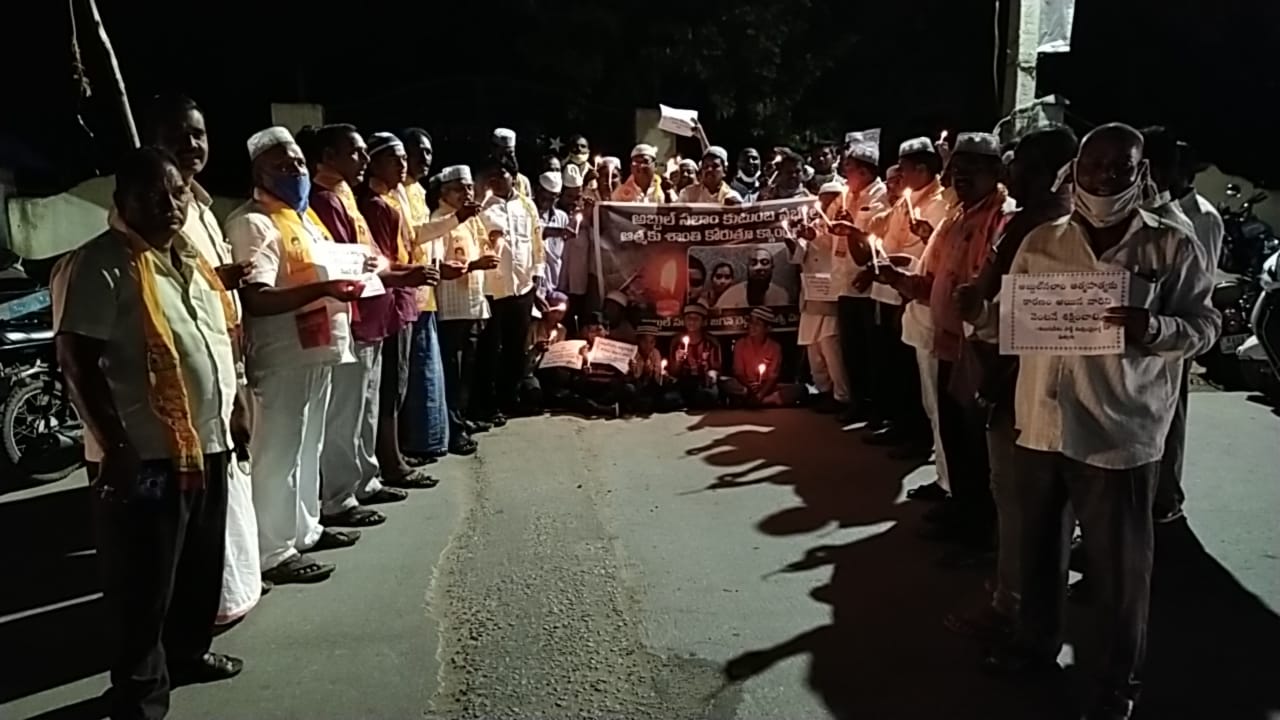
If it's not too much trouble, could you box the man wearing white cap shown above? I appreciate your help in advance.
[557,164,591,332]
[476,154,547,423]
[534,170,572,298]
[832,139,889,422]
[877,131,1016,548]
[489,127,533,197]
[225,127,367,585]
[613,144,669,203]
[434,165,500,454]
[672,158,699,196]
[679,146,743,204]
[788,180,851,416]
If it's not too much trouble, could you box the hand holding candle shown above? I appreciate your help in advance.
[757,361,767,385]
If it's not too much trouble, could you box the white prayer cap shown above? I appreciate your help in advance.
[600,156,622,168]
[438,165,472,184]
[538,171,563,193]
[492,128,517,148]
[562,163,583,188]
[898,136,936,158]
[819,180,845,195]
[367,132,404,157]
[703,146,729,165]
[952,132,1002,158]
[247,126,295,160]
[631,143,657,159]
[678,158,698,173]
[845,142,879,167]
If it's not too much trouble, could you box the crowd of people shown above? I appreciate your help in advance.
[48,90,1222,720]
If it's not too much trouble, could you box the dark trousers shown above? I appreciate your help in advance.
[871,302,928,438]
[1015,447,1159,704]
[473,291,536,417]
[91,452,230,720]
[936,359,994,526]
[677,376,720,410]
[1153,362,1191,518]
[837,296,876,413]
[438,319,481,442]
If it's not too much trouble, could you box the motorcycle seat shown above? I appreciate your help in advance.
[0,328,54,344]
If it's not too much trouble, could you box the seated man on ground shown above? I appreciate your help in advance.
[723,307,805,407]
[602,289,638,343]
[569,312,638,418]
[629,323,680,414]
[668,303,723,409]
[516,291,571,413]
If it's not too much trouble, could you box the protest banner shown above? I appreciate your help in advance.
[592,198,815,335]
[588,338,638,373]
[999,271,1129,355]
[539,340,588,370]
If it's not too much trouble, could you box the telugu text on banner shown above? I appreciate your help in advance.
[591,198,818,335]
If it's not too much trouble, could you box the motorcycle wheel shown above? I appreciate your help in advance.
[2,377,84,483]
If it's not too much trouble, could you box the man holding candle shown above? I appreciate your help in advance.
[630,323,676,413]
[723,307,803,407]
[669,304,723,409]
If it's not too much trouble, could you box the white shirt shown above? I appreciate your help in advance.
[790,233,839,344]
[1178,191,1225,270]
[678,182,743,204]
[480,191,543,299]
[997,211,1220,469]
[837,180,890,298]
[225,198,355,379]
[866,180,951,307]
[52,230,236,462]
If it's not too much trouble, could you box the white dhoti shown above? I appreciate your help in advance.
[799,310,848,403]
[217,458,261,624]
[320,341,384,515]
[250,365,331,572]
[915,347,950,491]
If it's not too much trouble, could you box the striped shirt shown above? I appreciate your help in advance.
[433,204,491,322]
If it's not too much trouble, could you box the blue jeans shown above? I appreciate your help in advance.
[402,311,449,455]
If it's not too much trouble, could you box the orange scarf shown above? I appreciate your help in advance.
[111,211,231,488]
[927,185,1011,362]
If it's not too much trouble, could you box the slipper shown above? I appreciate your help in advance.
[449,438,478,456]
[361,487,409,505]
[321,506,387,528]
[907,482,950,502]
[262,554,335,585]
[404,454,438,468]
[310,527,361,551]
[384,467,439,489]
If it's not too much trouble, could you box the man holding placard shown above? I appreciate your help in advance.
[788,181,849,417]
[965,123,1219,720]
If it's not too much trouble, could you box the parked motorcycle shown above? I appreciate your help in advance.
[0,283,84,486]
[1198,184,1280,388]
[1237,250,1280,403]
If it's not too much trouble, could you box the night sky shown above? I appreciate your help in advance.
[3,0,1278,196]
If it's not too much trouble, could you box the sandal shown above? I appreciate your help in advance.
[383,467,439,489]
[321,506,387,528]
[404,454,438,468]
[449,438,478,456]
[361,487,409,505]
[310,527,361,551]
[262,554,335,585]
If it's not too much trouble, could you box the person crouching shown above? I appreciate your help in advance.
[723,307,805,407]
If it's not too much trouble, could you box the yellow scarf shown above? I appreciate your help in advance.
[110,212,215,488]
[403,180,432,264]
[315,169,374,249]
[370,178,412,264]
[260,194,331,285]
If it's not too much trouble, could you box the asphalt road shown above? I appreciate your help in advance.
[2,393,1278,720]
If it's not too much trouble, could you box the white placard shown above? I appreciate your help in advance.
[539,340,588,370]
[999,271,1129,355]
[658,104,699,137]
[802,273,840,302]
[587,337,637,373]
[314,242,385,297]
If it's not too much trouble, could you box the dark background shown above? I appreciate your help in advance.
[2,0,1278,197]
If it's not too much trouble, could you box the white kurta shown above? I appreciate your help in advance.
[791,234,840,345]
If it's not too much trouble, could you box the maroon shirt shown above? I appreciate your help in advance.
[310,184,402,344]
[356,185,420,328]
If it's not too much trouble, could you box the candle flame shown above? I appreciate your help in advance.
[593,154,601,167]
[549,329,557,343]
[757,362,766,375]
[682,335,690,348]
[574,212,583,224]
[938,130,949,144]
[658,259,679,294]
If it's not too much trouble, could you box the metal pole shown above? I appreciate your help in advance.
[85,0,139,148]
[1001,0,1041,115]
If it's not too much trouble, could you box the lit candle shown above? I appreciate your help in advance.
[937,129,949,145]
[660,358,668,376]
[682,335,690,353]
[902,187,917,220]
[757,362,766,383]
[548,329,557,344]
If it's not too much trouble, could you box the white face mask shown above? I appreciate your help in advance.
[1070,159,1153,229]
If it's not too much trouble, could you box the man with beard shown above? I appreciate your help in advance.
[679,146,743,204]
[730,147,764,202]
[714,247,790,308]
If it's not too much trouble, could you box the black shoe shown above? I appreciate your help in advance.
[487,412,508,427]
[169,652,243,686]
[449,436,478,456]
[1068,576,1092,604]
[923,498,960,525]
[906,481,949,502]
[467,419,492,434]
[863,425,907,446]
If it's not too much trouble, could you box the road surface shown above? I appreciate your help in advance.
[3,393,1278,720]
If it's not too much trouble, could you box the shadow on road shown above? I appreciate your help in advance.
[690,409,1280,720]
[0,485,109,711]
